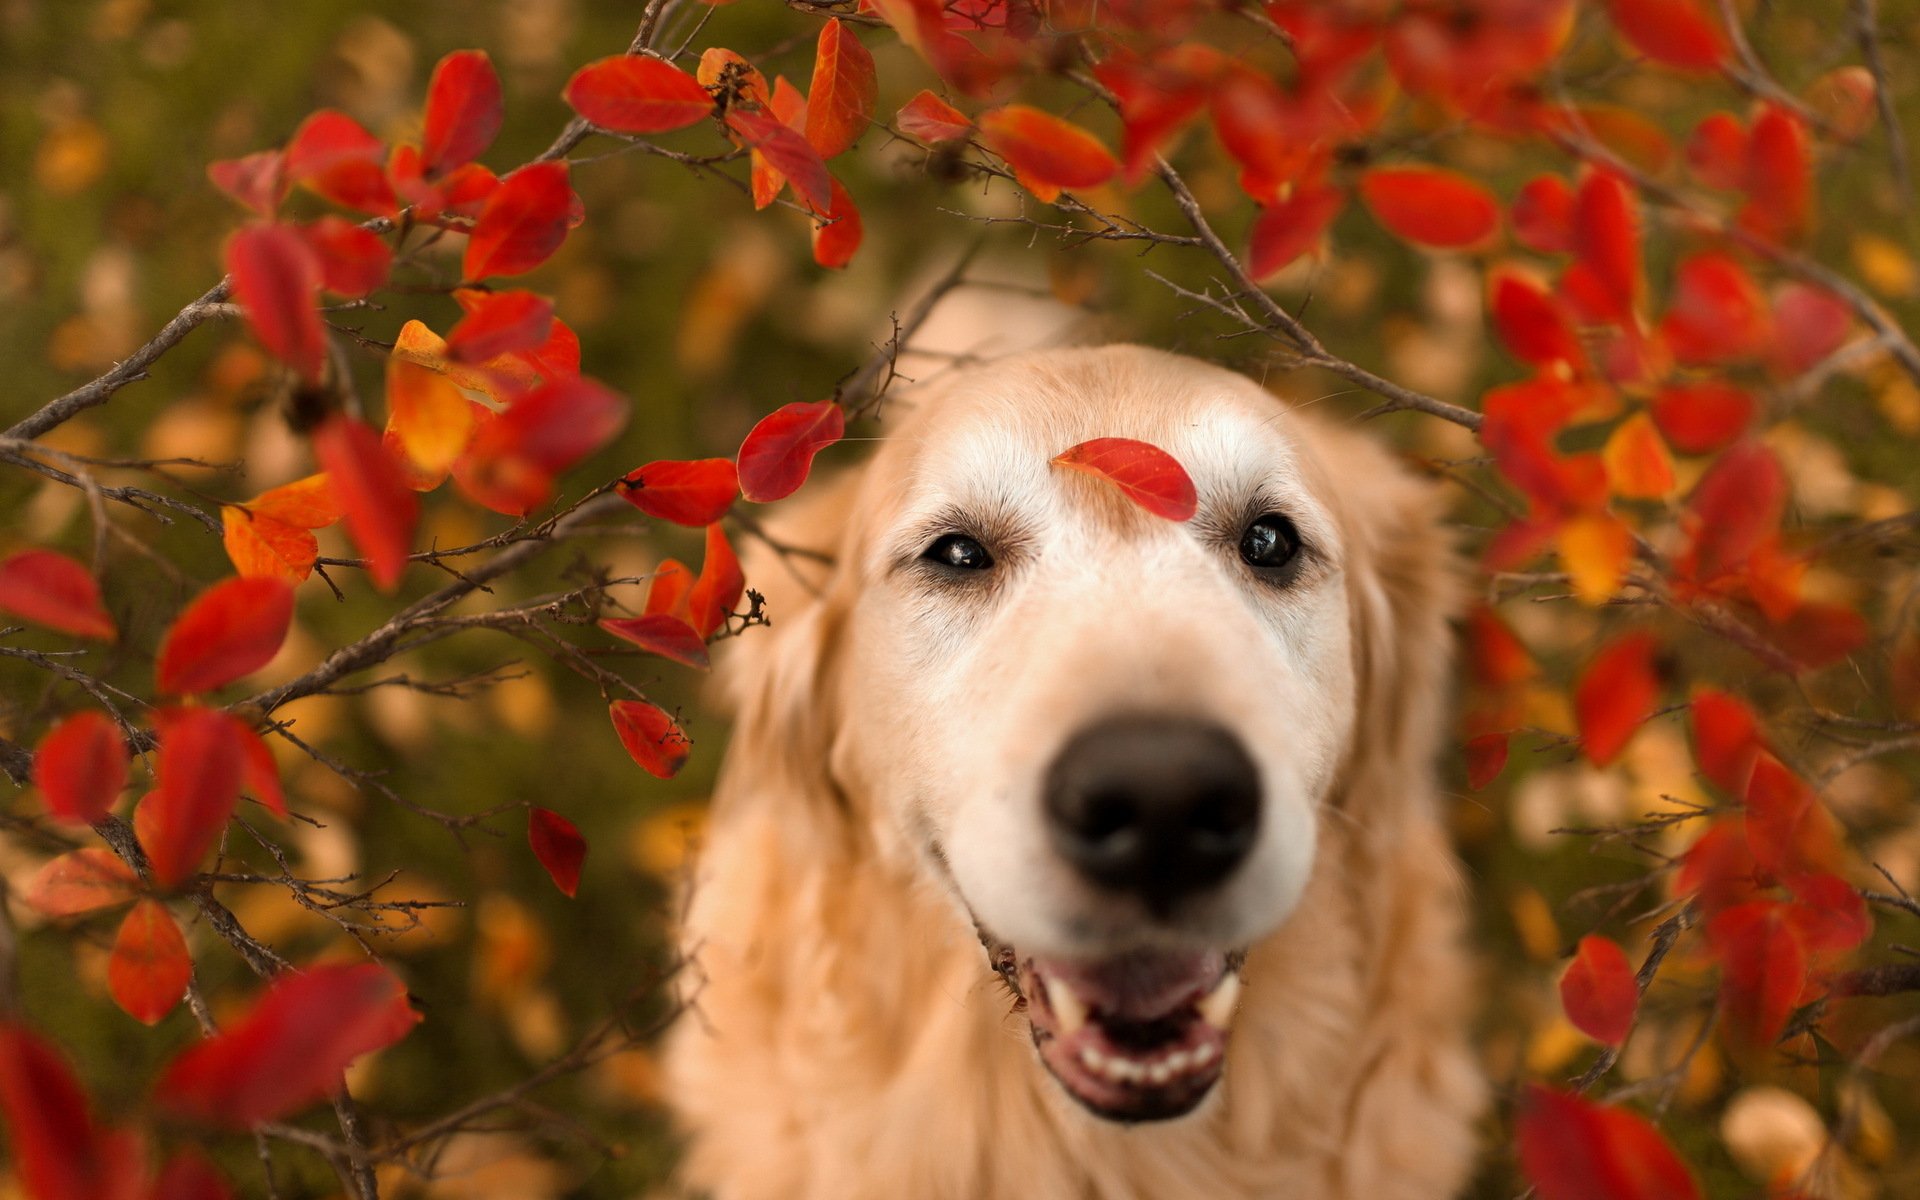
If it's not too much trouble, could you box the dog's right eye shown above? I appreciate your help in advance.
[923,533,994,571]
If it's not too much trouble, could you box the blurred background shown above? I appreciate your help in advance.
[3,0,1919,1196]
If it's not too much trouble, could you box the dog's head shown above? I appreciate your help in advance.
[720,345,1453,1123]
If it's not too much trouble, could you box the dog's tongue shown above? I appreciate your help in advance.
[1035,949,1224,1020]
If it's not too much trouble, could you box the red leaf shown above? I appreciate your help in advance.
[1606,0,1726,71]
[1489,269,1583,367]
[1707,900,1808,1044]
[463,160,573,281]
[1464,732,1509,789]
[1246,184,1345,281]
[0,549,116,640]
[295,216,392,299]
[1658,252,1768,365]
[1740,104,1812,243]
[1676,820,1764,915]
[1512,174,1574,253]
[156,962,419,1128]
[896,89,973,142]
[565,55,714,134]
[236,723,288,819]
[1685,112,1748,190]
[806,19,877,158]
[1650,381,1753,455]
[144,707,248,888]
[736,400,845,503]
[646,559,694,622]
[480,377,629,476]
[610,700,693,779]
[1050,437,1199,522]
[1745,753,1840,878]
[1769,283,1851,377]
[1773,601,1869,670]
[0,1024,124,1200]
[284,110,395,216]
[619,458,739,526]
[1572,172,1641,322]
[528,807,587,897]
[600,613,711,670]
[445,289,554,364]
[1360,166,1500,249]
[1560,935,1638,1047]
[156,576,294,695]
[1680,441,1784,582]
[1783,873,1871,958]
[207,149,287,217]
[226,223,327,384]
[1691,688,1763,794]
[1516,1085,1701,1200]
[1465,605,1537,689]
[153,1150,236,1200]
[978,105,1118,203]
[811,176,864,270]
[422,50,503,178]
[727,108,832,213]
[1574,631,1660,766]
[1097,43,1223,185]
[109,900,191,1024]
[33,711,128,825]
[688,523,744,640]
[222,507,319,584]
[23,848,140,917]
[1209,70,1308,204]
[313,414,419,591]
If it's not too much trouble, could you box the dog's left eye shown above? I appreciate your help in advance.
[924,533,994,571]
[1239,514,1300,570]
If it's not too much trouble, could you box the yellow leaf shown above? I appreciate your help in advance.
[1603,412,1676,499]
[1557,512,1633,604]
[386,321,476,481]
[222,506,319,582]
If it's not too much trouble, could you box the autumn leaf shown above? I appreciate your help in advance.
[284,109,396,216]
[1606,0,1726,71]
[296,216,392,299]
[1706,900,1809,1045]
[1557,512,1634,605]
[421,49,503,178]
[1575,631,1660,765]
[811,176,864,270]
[0,549,116,640]
[208,149,287,216]
[978,105,1118,203]
[736,399,845,502]
[313,414,420,591]
[1464,732,1509,789]
[1740,105,1813,243]
[610,700,693,779]
[805,19,877,159]
[646,559,694,622]
[1651,381,1753,455]
[227,223,327,384]
[688,523,744,640]
[528,807,588,897]
[1359,166,1500,248]
[726,108,832,213]
[109,900,191,1025]
[1512,174,1574,253]
[463,160,573,281]
[0,1024,141,1200]
[445,289,555,364]
[896,89,972,142]
[565,55,715,134]
[1247,184,1345,281]
[619,458,740,526]
[1051,438,1199,522]
[1685,111,1748,189]
[457,376,629,514]
[600,613,711,670]
[1602,413,1675,499]
[1679,441,1785,583]
[1560,935,1639,1047]
[156,576,294,695]
[143,707,249,888]
[1659,253,1768,365]
[1488,269,1583,367]
[386,322,478,485]
[1572,171,1642,322]
[1769,283,1851,377]
[1517,1086,1701,1200]
[33,710,128,825]
[22,848,140,917]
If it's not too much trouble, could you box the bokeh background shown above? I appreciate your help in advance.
[3,1,1920,1196]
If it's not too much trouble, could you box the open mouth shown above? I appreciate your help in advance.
[986,936,1244,1122]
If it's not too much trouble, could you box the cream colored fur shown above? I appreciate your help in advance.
[666,346,1485,1199]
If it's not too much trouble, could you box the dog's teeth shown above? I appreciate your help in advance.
[1167,1050,1192,1073]
[1197,972,1242,1029]
[1081,1046,1107,1071]
[1147,1062,1173,1085]
[1192,1041,1219,1065]
[1045,975,1088,1035]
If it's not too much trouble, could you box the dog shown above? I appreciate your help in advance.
[665,345,1485,1199]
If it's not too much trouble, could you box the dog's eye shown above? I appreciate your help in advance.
[924,533,994,571]
[1239,514,1300,570]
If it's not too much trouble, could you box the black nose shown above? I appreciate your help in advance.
[1043,716,1262,913]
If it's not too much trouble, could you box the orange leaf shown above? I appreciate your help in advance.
[736,400,845,503]
[217,502,313,582]
[1359,166,1499,249]
[805,19,877,159]
[618,458,739,527]
[386,323,477,484]
[1606,0,1726,71]
[1517,1086,1701,1200]
[528,807,587,897]
[22,848,139,917]
[978,105,1118,203]
[155,576,294,696]
[313,414,420,591]
[1602,413,1675,499]
[688,523,744,640]
[33,710,129,825]
[610,700,693,779]
[1557,512,1634,604]
[1574,631,1660,765]
[565,55,715,134]
[0,549,116,640]
[109,900,191,1024]
[1050,438,1198,522]
[896,89,973,142]
[646,559,694,622]
[727,108,832,213]
[1560,935,1639,1046]
[601,613,711,670]
[252,473,341,528]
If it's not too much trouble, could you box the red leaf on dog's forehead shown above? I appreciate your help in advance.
[978,105,1118,203]
[144,706,249,888]
[805,19,877,159]
[1516,1085,1702,1200]
[227,223,327,384]
[23,848,140,917]
[1605,0,1727,71]
[736,400,845,503]
[1650,381,1753,455]
[313,413,420,591]
[896,89,973,143]
[208,149,287,217]
[1560,935,1638,1047]
[284,110,395,216]
[564,55,715,134]
[0,548,117,640]
[1574,631,1660,766]
[1690,688,1763,795]
[155,962,419,1128]
[109,899,191,1025]
[33,710,128,825]
[1052,438,1198,522]
[422,50,502,178]
[1359,166,1500,249]
[1512,174,1574,254]
[1463,732,1509,789]
[601,613,711,670]
[610,700,693,780]
[620,458,740,527]
[528,807,588,897]
[445,289,554,364]
[156,576,294,695]
[463,160,573,281]
[688,523,744,640]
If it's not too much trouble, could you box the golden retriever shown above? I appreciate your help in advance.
[666,345,1485,1199]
